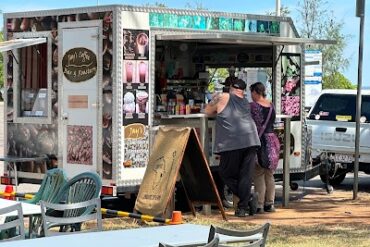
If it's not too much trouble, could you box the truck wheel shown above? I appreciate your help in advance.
[320,170,347,185]
[290,182,299,191]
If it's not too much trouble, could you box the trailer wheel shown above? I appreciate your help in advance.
[222,185,234,208]
[290,182,299,191]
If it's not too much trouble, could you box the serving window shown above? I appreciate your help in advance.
[12,33,52,124]
[19,43,48,117]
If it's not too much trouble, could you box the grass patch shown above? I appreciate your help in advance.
[269,224,370,247]
[99,215,370,247]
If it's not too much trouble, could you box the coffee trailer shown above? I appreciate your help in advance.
[1,5,332,197]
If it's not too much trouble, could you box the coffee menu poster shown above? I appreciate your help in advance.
[123,60,149,84]
[123,29,149,60]
[123,86,149,125]
[123,29,149,126]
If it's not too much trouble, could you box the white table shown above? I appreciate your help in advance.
[0,156,48,190]
[0,199,41,220]
[0,198,41,237]
[0,224,261,246]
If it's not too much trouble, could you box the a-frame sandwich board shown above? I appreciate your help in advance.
[135,126,226,220]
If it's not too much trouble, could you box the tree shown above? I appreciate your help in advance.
[296,0,325,39]
[321,19,350,77]
[295,0,352,89]
[143,2,167,8]
[185,1,208,10]
[207,68,229,93]
[144,1,207,10]
[322,72,355,89]
[266,5,290,17]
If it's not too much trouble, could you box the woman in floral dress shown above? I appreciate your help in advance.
[250,82,280,213]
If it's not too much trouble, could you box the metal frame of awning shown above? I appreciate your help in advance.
[0,38,47,52]
[156,33,335,46]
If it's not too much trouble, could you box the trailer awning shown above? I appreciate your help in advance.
[0,38,47,52]
[156,33,335,46]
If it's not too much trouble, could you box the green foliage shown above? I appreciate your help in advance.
[207,68,229,93]
[321,19,351,76]
[296,0,352,89]
[208,68,229,82]
[323,72,356,89]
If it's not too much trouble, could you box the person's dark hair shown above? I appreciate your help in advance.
[250,82,266,97]
[45,154,58,170]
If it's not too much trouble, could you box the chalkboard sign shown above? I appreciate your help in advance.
[62,47,97,82]
[135,127,226,220]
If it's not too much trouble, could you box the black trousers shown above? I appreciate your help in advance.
[218,147,257,209]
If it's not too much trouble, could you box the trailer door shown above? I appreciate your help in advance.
[59,22,101,178]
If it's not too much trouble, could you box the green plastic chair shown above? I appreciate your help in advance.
[51,172,102,232]
[25,168,68,237]
[25,168,68,205]
[40,198,102,236]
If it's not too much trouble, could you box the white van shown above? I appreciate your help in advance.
[306,89,370,185]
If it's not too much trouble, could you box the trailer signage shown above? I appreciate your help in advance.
[62,47,97,82]
[124,123,145,139]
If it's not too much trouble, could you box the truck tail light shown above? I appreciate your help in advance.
[1,176,14,185]
[101,186,114,196]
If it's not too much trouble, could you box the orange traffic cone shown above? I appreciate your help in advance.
[170,211,183,225]
[4,185,14,200]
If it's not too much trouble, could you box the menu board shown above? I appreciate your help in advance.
[122,29,150,125]
[304,50,322,108]
[123,124,149,168]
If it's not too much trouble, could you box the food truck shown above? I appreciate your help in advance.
[1,5,332,197]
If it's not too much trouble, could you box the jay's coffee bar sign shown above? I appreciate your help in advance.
[62,47,97,82]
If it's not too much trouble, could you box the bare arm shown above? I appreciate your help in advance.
[205,93,228,116]
[204,93,221,116]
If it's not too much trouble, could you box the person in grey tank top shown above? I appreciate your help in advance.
[205,79,260,217]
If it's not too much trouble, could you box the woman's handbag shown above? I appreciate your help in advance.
[257,105,280,171]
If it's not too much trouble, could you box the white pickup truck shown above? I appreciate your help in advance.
[306,89,370,185]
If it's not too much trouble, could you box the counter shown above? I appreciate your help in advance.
[155,113,216,215]
[155,113,214,163]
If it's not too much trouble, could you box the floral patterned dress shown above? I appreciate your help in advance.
[250,102,280,171]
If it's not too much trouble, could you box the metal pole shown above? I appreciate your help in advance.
[282,116,291,207]
[276,0,281,16]
[354,0,365,200]
[199,114,209,164]
[200,115,211,215]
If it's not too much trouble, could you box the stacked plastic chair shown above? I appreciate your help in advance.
[43,171,102,233]
[25,168,68,237]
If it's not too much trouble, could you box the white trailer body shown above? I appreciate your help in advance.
[1,5,331,196]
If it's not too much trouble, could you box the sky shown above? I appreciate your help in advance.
[1,0,369,87]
